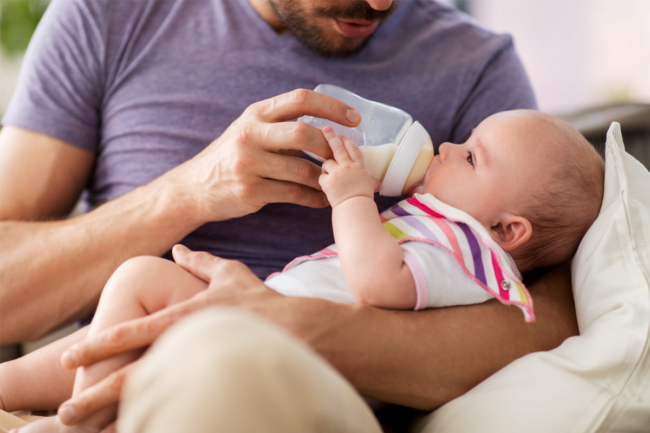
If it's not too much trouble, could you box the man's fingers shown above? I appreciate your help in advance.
[256,152,323,191]
[251,89,361,127]
[246,120,332,158]
[58,362,138,425]
[227,177,328,209]
[61,308,187,369]
[172,246,224,282]
[265,179,329,208]
[100,421,117,433]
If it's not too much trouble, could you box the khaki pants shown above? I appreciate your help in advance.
[0,411,43,432]
[120,308,388,433]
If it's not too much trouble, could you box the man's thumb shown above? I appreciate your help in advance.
[172,244,216,282]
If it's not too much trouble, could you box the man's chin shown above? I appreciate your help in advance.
[302,34,372,58]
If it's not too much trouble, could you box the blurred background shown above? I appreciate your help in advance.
[446,0,650,115]
[2,0,650,116]
[439,0,650,165]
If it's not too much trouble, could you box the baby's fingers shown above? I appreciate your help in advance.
[322,127,351,163]
[322,159,338,175]
[340,136,365,165]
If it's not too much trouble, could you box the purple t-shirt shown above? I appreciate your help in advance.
[3,0,536,278]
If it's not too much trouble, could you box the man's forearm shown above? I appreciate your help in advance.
[0,175,202,344]
[279,262,578,409]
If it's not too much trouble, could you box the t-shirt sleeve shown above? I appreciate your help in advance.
[450,35,537,143]
[401,241,493,310]
[1,0,105,151]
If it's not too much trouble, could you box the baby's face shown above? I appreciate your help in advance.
[409,111,554,229]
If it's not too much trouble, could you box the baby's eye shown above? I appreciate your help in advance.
[466,151,474,166]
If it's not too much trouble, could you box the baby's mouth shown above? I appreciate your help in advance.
[406,181,423,196]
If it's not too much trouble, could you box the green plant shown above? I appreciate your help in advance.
[0,0,50,55]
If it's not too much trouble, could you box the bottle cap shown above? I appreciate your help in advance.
[380,122,431,196]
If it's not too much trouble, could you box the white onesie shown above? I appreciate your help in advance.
[265,242,493,307]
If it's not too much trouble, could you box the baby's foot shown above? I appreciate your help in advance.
[10,415,101,433]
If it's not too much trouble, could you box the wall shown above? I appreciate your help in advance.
[469,0,650,114]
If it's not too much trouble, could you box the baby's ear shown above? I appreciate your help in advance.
[489,214,532,252]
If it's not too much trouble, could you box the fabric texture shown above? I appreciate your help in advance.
[420,123,650,432]
[381,194,531,319]
[0,410,31,432]
[2,0,536,278]
[264,226,492,309]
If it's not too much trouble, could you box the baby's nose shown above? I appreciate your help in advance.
[438,142,452,160]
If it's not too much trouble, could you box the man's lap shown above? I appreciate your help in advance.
[119,307,385,433]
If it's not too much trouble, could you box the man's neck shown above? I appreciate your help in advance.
[248,0,288,34]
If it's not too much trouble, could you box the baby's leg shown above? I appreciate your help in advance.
[0,328,87,412]
[17,256,208,433]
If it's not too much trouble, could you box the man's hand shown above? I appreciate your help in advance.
[168,90,363,224]
[319,126,380,208]
[56,245,279,426]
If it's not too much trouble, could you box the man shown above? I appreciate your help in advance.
[0,0,578,431]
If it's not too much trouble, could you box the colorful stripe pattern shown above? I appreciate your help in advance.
[380,194,534,322]
[275,193,534,322]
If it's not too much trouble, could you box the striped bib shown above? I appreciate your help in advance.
[277,193,534,322]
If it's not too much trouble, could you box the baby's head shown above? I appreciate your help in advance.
[410,109,605,273]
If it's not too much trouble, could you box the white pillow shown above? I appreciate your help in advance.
[419,122,650,432]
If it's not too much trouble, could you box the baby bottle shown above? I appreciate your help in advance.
[299,84,434,196]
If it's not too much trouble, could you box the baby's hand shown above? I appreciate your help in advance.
[319,126,381,208]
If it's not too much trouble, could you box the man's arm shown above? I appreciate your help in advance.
[0,126,203,343]
[216,260,577,409]
[0,91,363,344]
[300,263,577,409]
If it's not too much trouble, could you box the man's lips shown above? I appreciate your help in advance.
[335,19,379,39]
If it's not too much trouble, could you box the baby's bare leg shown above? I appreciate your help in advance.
[0,328,86,412]
[16,256,208,433]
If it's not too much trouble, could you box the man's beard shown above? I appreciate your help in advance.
[269,0,398,58]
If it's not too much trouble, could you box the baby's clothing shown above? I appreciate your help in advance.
[265,194,534,322]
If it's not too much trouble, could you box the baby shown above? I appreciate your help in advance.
[0,109,604,432]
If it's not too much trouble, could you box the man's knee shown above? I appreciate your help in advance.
[120,308,382,433]
[123,307,313,388]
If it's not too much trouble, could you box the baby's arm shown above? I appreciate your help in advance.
[319,127,417,309]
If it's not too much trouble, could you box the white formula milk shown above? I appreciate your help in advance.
[358,143,398,181]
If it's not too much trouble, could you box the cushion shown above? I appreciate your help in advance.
[418,122,650,432]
